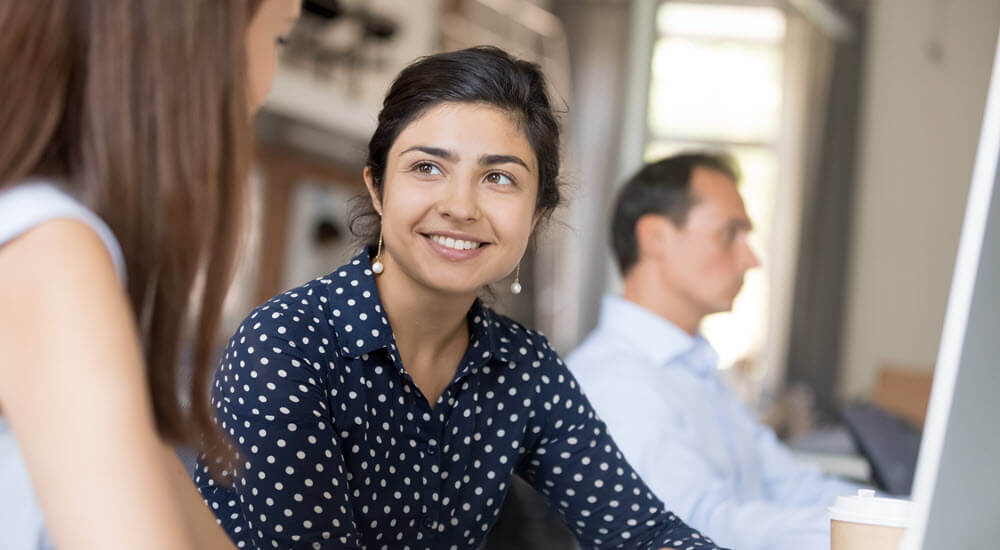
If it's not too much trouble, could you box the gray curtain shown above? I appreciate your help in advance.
[557,0,633,343]
[784,1,869,417]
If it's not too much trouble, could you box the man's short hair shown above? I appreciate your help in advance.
[610,151,742,275]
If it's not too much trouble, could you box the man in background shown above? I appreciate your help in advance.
[568,152,860,550]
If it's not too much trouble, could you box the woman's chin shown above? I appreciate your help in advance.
[411,272,494,298]
[424,280,485,297]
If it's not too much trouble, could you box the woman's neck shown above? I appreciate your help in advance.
[373,256,476,375]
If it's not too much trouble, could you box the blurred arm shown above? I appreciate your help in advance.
[581,373,834,550]
[0,220,233,550]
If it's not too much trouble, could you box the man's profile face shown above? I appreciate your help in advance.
[656,166,760,317]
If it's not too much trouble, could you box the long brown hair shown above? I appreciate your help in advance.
[0,0,260,450]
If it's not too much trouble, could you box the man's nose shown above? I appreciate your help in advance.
[743,241,762,271]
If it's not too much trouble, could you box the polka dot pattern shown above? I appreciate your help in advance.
[195,249,723,549]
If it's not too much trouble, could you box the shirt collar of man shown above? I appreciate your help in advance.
[596,294,719,377]
[324,248,517,370]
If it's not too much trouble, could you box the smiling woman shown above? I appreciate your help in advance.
[368,102,541,298]
[194,46,727,550]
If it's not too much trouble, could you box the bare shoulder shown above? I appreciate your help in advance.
[0,218,133,401]
[0,217,120,290]
[0,222,209,549]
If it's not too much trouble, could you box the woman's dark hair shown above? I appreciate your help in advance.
[611,151,741,275]
[351,46,563,246]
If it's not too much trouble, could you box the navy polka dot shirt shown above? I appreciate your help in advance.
[195,249,723,550]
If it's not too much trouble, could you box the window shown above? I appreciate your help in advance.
[645,1,786,370]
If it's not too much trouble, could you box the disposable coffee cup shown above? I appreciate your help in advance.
[829,489,913,550]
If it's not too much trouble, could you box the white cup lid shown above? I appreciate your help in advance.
[829,489,913,528]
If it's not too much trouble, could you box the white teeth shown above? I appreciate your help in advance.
[431,235,480,251]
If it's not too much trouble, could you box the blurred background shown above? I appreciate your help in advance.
[216,0,1000,546]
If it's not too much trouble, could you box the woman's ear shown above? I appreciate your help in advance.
[363,166,383,216]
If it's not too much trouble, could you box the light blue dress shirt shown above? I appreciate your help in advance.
[567,295,861,550]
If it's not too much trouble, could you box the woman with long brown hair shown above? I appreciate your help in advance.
[0,1,300,548]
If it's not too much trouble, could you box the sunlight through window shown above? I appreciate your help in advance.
[646,1,786,370]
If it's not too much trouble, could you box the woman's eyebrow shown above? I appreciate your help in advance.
[479,154,529,171]
[399,145,457,162]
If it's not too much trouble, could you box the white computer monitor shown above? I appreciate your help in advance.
[902,26,1000,550]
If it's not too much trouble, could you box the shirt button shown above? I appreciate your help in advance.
[426,446,436,456]
[423,518,436,529]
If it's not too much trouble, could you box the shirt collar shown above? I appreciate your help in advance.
[596,295,718,377]
[326,248,514,367]
[466,301,511,367]
[325,248,396,358]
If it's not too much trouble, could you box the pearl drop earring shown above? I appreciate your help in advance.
[510,264,522,294]
[372,231,384,274]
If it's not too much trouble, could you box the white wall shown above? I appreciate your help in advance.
[839,1,1000,399]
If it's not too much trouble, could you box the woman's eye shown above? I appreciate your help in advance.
[277,36,289,46]
[485,172,513,186]
[415,162,442,176]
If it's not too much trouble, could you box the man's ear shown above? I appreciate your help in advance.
[635,214,671,262]
[363,166,383,215]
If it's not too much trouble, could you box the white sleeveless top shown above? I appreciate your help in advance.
[0,181,125,550]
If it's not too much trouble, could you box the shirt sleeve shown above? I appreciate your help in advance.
[196,306,362,549]
[752,414,864,506]
[515,335,725,550]
[579,371,837,550]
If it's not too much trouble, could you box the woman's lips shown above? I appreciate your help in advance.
[423,233,488,261]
